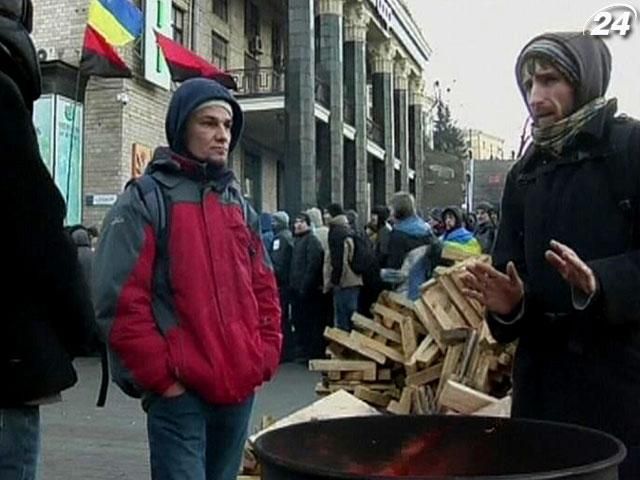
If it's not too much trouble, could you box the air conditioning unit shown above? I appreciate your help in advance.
[249,35,263,55]
[36,47,58,62]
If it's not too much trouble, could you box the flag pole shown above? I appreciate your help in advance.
[65,55,83,224]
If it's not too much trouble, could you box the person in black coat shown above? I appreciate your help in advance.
[474,201,497,254]
[289,213,325,360]
[0,1,95,476]
[269,211,295,361]
[461,32,640,480]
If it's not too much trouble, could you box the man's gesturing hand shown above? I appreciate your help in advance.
[460,261,524,316]
[545,240,597,297]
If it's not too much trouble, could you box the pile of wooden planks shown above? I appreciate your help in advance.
[311,255,515,415]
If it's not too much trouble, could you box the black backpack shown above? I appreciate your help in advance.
[350,233,377,275]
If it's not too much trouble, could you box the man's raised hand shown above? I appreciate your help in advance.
[460,261,524,316]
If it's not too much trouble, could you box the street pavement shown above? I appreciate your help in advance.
[40,357,320,479]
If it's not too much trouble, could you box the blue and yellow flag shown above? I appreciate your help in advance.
[87,0,143,46]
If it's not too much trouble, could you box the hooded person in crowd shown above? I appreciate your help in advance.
[442,206,482,256]
[461,32,640,479]
[1,1,96,477]
[94,78,281,480]
[369,205,392,267]
[474,201,497,254]
[289,213,325,360]
[270,210,295,362]
[306,207,329,253]
[428,207,446,238]
[324,203,362,331]
[259,212,275,253]
[381,192,439,300]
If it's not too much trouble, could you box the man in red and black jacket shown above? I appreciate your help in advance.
[94,78,282,480]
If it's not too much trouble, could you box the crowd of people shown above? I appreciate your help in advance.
[258,196,500,363]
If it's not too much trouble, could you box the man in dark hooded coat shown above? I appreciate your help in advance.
[1,1,95,477]
[461,32,640,479]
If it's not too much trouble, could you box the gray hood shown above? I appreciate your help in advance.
[516,32,612,111]
[306,207,324,229]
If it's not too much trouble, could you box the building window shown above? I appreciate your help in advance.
[245,1,260,39]
[212,32,228,70]
[212,0,227,21]
[172,4,186,46]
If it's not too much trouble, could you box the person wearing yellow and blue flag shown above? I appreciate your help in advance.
[442,206,482,256]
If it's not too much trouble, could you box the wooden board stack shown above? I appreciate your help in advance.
[311,255,515,415]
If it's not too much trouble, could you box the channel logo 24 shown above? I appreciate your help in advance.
[583,3,639,36]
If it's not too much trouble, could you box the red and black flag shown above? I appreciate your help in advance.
[80,26,132,78]
[155,31,236,89]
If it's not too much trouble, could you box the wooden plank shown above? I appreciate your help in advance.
[405,363,444,387]
[413,298,446,350]
[422,282,468,331]
[472,395,512,417]
[323,327,386,365]
[399,317,418,358]
[436,344,465,400]
[352,313,402,343]
[412,319,427,336]
[377,369,392,381]
[253,390,380,442]
[309,359,377,381]
[408,336,439,366]
[458,331,480,380]
[354,386,392,408]
[387,387,412,415]
[440,275,484,329]
[371,303,408,325]
[405,364,418,376]
[327,371,342,381]
[350,330,406,364]
[479,322,498,347]
[438,379,499,414]
[414,387,430,415]
[315,382,332,395]
[417,343,441,367]
[450,272,485,318]
[325,342,347,359]
[471,353,492,393]
[385,291,418,313]
[342,371,364,381]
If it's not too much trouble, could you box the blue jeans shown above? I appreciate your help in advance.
[147,392,254,480]
[0,407,40,480]
[333,287,360,332]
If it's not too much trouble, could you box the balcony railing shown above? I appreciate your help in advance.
[228,67,285,96]
[367,118,384,146]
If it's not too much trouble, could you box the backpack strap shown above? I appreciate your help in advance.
[96,175,170,407]
[132,175,172,327]
[603,117,640,248]
[134,174,167,240]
